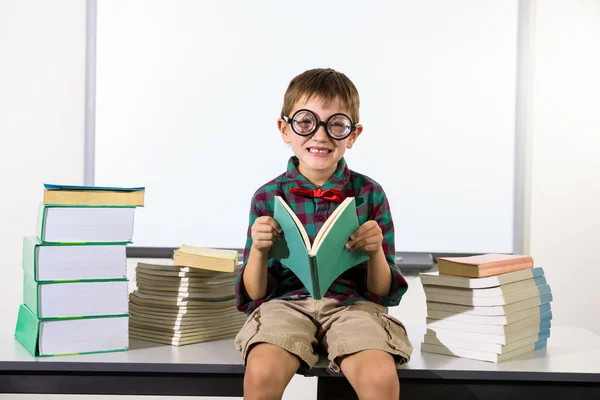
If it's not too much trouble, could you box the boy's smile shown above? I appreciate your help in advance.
[278,97,362,187]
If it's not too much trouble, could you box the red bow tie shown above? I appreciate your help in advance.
[289,187,345,204]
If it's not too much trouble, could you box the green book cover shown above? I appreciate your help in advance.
[14,304,128,357]
[22,272,129,319]
[269,196,369,299]
[22,236,128,282]
[36,203,136,244]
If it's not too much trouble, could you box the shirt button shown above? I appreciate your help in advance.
[315,215,326,222]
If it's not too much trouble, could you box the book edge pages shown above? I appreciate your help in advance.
[275,195,312,251]
[310,197,353,257]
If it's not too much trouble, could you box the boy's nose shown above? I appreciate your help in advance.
[312,124,329,141]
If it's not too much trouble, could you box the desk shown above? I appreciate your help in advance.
[1,325,599,399]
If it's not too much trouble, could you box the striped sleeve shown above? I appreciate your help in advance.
[234,195,280,315]
[362,186,408,307]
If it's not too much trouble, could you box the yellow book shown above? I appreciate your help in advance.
[43,184,145,206]
[173,244,238,273]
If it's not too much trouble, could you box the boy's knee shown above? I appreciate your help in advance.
[244,344,300,399]
[354,362,399,400]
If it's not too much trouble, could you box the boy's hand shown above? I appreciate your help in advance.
[346,220,383,255]
[251,216,282,253]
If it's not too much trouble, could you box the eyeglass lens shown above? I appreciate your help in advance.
[291,110,352,139]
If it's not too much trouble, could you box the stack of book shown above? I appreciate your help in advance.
[15,184,144,357]
[419,254,552,363]
[128,245,246,346]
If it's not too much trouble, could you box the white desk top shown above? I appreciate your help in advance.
[2,324,600,382]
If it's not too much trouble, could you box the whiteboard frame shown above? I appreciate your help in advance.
[84,0,531,257]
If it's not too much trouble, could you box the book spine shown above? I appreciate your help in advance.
[22,272,39,317]
[22,237,38,280]
[14,304,41,357]
[309,256,320,300]
[36,203,47,242]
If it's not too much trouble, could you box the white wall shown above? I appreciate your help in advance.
[526,0,600,334]
[0,1,598,399]
[0,0,86,324]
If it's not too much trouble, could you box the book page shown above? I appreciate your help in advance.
[177,245,238,260]
[311,197,353,256]
[275,196,311,250]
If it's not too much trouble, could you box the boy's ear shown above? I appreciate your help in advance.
[278,118,292,144]
[346,124,363,149]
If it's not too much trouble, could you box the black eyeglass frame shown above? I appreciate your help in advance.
[282,109,358,140]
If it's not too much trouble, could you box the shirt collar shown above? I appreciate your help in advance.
[284,156,350,190]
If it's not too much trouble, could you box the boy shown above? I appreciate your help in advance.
[235,68,412,400]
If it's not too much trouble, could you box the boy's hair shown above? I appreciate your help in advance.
[281,68,360,123]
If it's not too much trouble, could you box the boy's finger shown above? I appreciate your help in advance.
[264,218,282,233]
[254,232,278,241]
[350,222,377,240]
[346,235,379,250]
[254,224,279,234]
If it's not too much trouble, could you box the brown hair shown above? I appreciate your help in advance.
[281,68,360,123]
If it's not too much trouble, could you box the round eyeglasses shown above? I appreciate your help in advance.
[282,109,357,140]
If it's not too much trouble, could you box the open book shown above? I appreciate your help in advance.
[269,196,369,299]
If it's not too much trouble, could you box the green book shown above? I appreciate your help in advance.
[269,196,369,299]
[22,236,128,282]
[23,273,129,319]
[15,304,129,357]
[36,203,136,243]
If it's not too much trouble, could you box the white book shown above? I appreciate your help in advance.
[24,279,129,318]
[420,267,545,289]
[15,304,129,357]
[424,284,552,306]
[426,321,551,345]
[426,293,553,316]
[426,310,552,335]
[424,329,551,354]
[37,204,136,243]
[421,338,548,363]
[22,236,127,281]
[426,303,551,325]
[423,276,547,298]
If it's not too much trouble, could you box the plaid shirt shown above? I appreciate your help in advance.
[235,156,408,315]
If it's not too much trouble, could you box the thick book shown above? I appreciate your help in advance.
[22,236,127,281]
[173,245,238,273]
[426,321,551,345]
[423,329,551,355]
[43,184,145,206]
[426,303,551,325]
[37,204,136,243]
[422,276,547,299]
[23,276,129,318]
[129,325,242,346]
[426,293,553,316]
[420,267,545,289]
[426,310,553,335]
[423,283,552,307]
[269,196,369,299]
[14,304,129,357]
[437,254,534,278]
[421,338,548,363]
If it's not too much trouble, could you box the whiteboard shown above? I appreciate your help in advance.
[95,0,518,253]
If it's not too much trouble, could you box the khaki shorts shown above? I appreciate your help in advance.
[234,298,413,372]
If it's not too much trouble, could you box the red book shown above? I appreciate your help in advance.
[437,254,534,278]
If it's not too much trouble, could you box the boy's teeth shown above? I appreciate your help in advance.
[309,148,330,154]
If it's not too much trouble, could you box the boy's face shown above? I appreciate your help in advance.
[278,96,362,184]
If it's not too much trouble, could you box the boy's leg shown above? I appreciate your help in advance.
[244,343,300,400]
[320,300,413,400]
[338,349,399,400]
[235,299,319,400]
